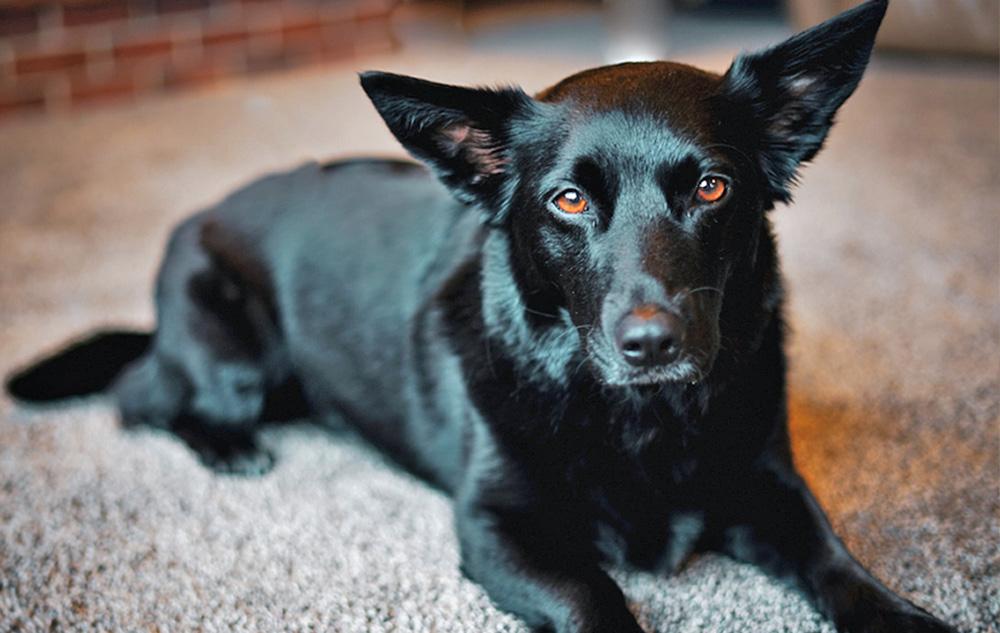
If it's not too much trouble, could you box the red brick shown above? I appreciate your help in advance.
[15,50,87,75]
[114,37,173,60]
[319,42,356,64]
[279,20,327,63]
[154,0,210,15]
[244,48,290,74]
[0,89,46,119]
[202,27,250,47]
[162,63,226,89]
[281,18,324,41]
[201,38,247,68]
[70,75,136,105]
[287,46,326,68]
[62,0,130,27]
[0,6,40,37]
[350,15,396,53]
[355,0,397,21]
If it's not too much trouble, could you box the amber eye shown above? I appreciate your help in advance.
[553,189,589,214]
[695,176,728,203]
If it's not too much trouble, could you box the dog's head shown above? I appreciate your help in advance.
[362,0,885,387]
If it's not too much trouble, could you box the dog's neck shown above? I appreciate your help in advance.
[480,230,581,389]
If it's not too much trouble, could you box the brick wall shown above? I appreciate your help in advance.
[0,0,399,119]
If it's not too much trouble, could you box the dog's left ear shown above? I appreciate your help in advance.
[715,0,887,202]
[360,71,534,219]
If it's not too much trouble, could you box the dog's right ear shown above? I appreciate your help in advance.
[360,71,534,218]
[714,0,887,204]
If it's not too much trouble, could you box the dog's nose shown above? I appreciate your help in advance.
[615,305,683,367]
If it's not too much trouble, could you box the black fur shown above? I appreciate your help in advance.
[7,330,150,401]
[6,1,956,631]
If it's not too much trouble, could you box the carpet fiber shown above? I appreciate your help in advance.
[0,49,996,633]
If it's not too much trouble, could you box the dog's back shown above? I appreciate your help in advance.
[190,158,484,477]
[7,157,479,479]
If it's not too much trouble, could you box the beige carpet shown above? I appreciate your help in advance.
[0,47,996,633]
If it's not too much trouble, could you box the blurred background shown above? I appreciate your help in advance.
[0,0,996,118]
[0,2,998,633]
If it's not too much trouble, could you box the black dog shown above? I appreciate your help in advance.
[7,1,956,631]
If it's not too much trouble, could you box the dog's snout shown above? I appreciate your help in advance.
[615,305,683,368]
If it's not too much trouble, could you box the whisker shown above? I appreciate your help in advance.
[571,355,591,377]
[523,306,560,319]
[679,286,723,310]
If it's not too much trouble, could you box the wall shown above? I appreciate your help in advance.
[0,0,398,119]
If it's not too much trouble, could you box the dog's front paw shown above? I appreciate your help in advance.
[564,612,645,633]
[170,416,275,476]
[205,445,275,477]
[560,602,646,633]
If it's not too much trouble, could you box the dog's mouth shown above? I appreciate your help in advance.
[611,359,705,386]
[585,339,712,387]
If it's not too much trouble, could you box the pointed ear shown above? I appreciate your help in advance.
[714,0,887,202]
[360,71,534,215]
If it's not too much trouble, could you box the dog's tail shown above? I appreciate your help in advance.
[6,330,152,402]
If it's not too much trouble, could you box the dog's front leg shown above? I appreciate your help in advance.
[710,458,955,633]
[455,504,644,633]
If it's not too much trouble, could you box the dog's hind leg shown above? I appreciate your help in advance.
[111,216,285,475]
[112,352,188,430]
[177,264,272,425]
[112,352,273,475]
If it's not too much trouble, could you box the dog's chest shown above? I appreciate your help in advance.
[593,506,705,573]
[583,454,704,572]
[569,408,705,571]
